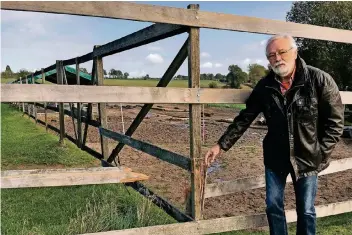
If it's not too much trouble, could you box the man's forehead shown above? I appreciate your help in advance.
[267,38,291,51]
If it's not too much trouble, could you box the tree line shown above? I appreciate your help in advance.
[2,2,351,90]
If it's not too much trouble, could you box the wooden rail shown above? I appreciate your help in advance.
[80,200,352,235]
[1,167,149,189]
[205,157,352,198]
[2,1,352,44]
[100,127,191,171]
[2,85,352,104]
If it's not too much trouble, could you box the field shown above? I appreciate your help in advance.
[1,104,176,235]
[3,78,352,234]
[27,98,352,234]
[1,77,17,83]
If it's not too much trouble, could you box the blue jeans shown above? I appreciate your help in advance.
[265,167,318,235]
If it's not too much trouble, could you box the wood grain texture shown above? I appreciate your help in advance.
[107,38,189,163]
[3,85,352,105]
[41,68,48,131]
[2,1,352,43]
[1,167,148,189]
[96,55,110,159]
[93,23,187,58]
[205,157,352,198]
[56,61,65,145]
[80,200,352,235]
[188,3,202,221]
[76,58,82,147]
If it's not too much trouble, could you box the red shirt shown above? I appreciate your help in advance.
[275,67,296,95]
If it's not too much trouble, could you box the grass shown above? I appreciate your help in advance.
[206,103,246,110]
[104,79,224,88]
[1,104,176,235]
[213,212,352,235]
[2,104,351,234]
[1,77,17,83]
[1,104,98,169]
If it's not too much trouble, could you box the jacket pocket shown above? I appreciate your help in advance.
[296,97,318,126]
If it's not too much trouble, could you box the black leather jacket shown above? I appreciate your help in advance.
[217,56,344,179]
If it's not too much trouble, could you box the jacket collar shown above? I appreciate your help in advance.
[265,55,310,88]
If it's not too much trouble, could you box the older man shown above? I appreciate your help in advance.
[205,35,344,235]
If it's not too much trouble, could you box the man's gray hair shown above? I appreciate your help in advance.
[265,34,298,56]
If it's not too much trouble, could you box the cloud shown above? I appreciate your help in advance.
[201,52,211,58]
[243,58,251,65]
[148,46,162,51]
[260,39,267,46]
[145,53,164,64]
[214,63,223,68]
[201,62,213,68]
[129,70,147,78]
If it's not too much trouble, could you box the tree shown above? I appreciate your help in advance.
[248,63,268,86]
[17,69,31,79]
[226,65,248,88]
[144,74,150,80]
[103,69,107,76]
[116,70,123,79]
[286,2,352,89]
[1,65,14,78]
[215,73,223,81]
[123,72,129,79]
[80,68,88,74]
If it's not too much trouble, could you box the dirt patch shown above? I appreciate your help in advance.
[36,104,352,219]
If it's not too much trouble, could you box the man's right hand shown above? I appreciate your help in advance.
[205,144,222,167]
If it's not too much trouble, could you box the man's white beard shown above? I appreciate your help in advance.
[272,61,292,77]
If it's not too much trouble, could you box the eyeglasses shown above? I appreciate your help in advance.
[267,47,294,61]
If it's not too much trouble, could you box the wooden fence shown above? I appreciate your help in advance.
[1,2,352,234]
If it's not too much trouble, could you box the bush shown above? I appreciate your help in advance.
[208,81,218,88]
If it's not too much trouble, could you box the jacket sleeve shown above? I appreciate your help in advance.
[317,72,344,163]
[217,81,264,151]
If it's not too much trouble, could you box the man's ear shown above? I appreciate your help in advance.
[294,49,298,60]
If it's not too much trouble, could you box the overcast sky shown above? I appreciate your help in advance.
[1,1,293,77]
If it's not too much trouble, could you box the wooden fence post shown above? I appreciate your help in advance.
[187,4,203,221]
[42,68,48,132]
[25,76,30,118]
[20,78,25,113]
[56,60,65,145]
[76,58,82,148]
[32,73,37,125]
[96,47,110,159]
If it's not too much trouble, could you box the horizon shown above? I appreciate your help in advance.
[1,1,293,78]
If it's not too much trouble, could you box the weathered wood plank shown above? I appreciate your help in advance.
[2,2,352,44]
[41,68,48,132]
[107,38,189,163]
[56,60,65,145]
[1,167,148,189]
[93,23,187,58]
[205,157,352,198]
[100,127,191,171]
[76,58,83,148]
[187,3,202,221]
[3,85,351,104]
[81,200,352,235]
[96,53,110,159]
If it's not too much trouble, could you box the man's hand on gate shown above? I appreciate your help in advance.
[205,144,222,167]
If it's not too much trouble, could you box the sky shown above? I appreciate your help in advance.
[1,1,293,78]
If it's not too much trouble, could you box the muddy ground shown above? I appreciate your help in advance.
[36,104,352,220]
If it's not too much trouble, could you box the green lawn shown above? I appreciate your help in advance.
[104,79,224,88]
[1,104,176,235]
[1,103,350,234]
[1,77,17,83]
[213,212,352,235]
